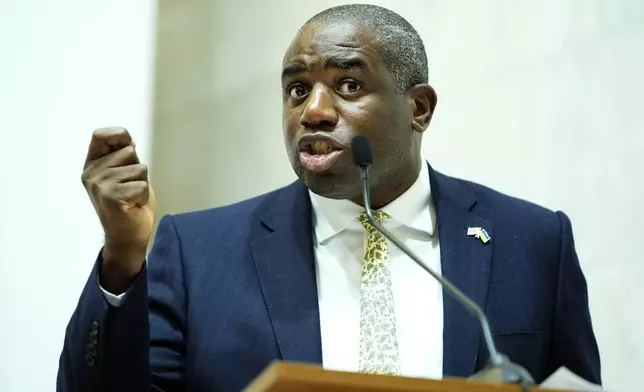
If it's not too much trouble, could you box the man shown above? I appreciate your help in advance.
[57,4,601,392]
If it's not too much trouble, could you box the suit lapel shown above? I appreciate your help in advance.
[249,167,493,374]
[428,166,493,377]
[250,181,322,364]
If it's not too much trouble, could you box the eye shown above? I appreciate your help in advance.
[288,84,310,99]
[338,80,362,95]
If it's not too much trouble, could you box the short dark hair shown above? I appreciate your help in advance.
[306,4,428,93]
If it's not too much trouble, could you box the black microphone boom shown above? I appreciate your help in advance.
[350,135,534,389]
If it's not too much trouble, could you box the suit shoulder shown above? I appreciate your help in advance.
[163,183,292,231]
[443,173,564,231]
[441,173,570,264]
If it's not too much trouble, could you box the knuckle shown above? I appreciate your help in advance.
[124,145,136,156]
[80,170,90,185]
[86,179,101,197]
[93,126,129,139]
[136,182,150,198]
[92,127,111,138]
[81,171,98,191]
[96,180,119,197]
[138,164,148,177]
[95,181,109,196]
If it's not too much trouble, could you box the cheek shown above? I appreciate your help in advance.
[339,97,401,138]
[282,108,300,137]
[346,98,409,166]
[337,96,383,128]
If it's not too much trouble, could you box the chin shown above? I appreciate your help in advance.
[301,171,361,201]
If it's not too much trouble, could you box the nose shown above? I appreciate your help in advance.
[299,84,338,130]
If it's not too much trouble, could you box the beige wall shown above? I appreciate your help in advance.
[150,1,644,390]
[1,2,157,391]
[150,0,298,216]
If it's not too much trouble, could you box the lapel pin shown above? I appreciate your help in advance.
[467,227,491,244]
[477,228,491,243]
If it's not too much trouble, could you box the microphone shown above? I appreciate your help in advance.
[351,135,535,389]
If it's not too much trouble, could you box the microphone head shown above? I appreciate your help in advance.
[352,135,373,168]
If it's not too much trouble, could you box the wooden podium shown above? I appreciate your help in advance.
[243,361,562,392]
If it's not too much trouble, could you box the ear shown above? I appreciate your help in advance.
[407,84,437,133]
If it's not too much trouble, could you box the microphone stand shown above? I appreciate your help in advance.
[358,164,535,390]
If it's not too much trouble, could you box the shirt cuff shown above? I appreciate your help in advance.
[100,284,128,307]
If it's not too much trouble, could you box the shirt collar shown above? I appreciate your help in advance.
[309,159,436,244]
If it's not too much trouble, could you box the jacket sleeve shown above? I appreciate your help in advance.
[544,211,602,384]
[56,214,187,392]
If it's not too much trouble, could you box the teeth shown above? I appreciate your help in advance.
[312,140,331,154]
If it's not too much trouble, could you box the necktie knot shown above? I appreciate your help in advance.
[356,210,390,230]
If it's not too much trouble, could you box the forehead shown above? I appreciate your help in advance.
[283,22,385,71]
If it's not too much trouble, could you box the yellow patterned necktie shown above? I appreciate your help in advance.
[356,211,401,375]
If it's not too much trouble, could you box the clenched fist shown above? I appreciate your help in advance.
[81,127,156,293]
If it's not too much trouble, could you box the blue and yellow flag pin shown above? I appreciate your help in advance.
[467,227,491,244]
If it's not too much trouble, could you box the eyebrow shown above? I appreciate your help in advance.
[325,57,366,73]
[281,56,368,80]
[281,62,307,79]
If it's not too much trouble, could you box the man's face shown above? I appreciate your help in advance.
[282,22,418,202]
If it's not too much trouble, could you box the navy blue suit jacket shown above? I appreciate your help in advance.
[57,166,601,391]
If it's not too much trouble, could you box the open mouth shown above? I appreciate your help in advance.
[298,138,345,173]
[308,140,341,155]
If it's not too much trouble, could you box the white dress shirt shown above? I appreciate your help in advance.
[311,160,443,379]
[101,160,443,379]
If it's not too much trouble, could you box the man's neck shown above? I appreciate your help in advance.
[349,159,423,209]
